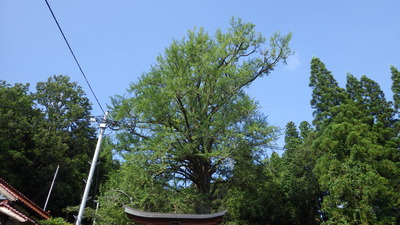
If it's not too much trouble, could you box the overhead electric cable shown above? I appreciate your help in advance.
[44,0,105,114]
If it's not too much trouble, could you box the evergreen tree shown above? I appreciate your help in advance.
[309,57,346,129]
[310,60,400,224]
[359,75,393,127]
[229,121,321,225]
[280,122,321,225]
[391,66,400,113]
[284,121,301,153]
[313,102,399,224]
[224,152,276,225]
[0,81,39,189]
[299,121,313,140]
[32,75,113,219]
[0,76,116,220]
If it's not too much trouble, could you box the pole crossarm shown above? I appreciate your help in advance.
[75,111,108,225]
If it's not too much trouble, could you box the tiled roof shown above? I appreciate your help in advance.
[0,199,34,224]
[124,205,227,225]
[124,206,227,220]
[0,178,50,220]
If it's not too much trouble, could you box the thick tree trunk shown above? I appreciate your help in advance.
[192,158,212,214]
[194,178,211,214]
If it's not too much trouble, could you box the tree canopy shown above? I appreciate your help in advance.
[0,75,116,221]
[97,17,292,223]
[97,22,400,225]
[309,58,400,224]
[3,19,400,225]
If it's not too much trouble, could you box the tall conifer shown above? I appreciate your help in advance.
[309,57,346,129]
[391,66,400,114]
[310,60,400,224]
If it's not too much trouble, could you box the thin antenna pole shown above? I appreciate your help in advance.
[44,165,60,211]
[75,111,108,225]
[92,200,99,225]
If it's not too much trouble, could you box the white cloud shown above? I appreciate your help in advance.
[284,52,301,70]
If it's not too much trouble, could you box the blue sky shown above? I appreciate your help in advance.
[1,1,399,147]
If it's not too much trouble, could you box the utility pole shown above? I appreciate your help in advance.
[75,111,108,225]
[44,165,59,211]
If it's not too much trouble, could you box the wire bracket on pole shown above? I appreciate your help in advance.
[75,111,108,225]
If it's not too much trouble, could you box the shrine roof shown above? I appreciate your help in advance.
[0,178,50,220]
[124,205,227,220]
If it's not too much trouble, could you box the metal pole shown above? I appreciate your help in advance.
[44,165,59,211]
[92,200,99,225]
[75,111,108,225]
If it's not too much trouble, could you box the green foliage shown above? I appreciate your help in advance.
[96,152,197,225]
[0,81,39,188]
[299,121,312,139]
[226,136,322,225]
[3,42,400,225]
[0,76,117,221]
[277,122,321,225]
[309,58,400,224]
[391,66,400,113]
[29,75,99,217]
[99,17,292,223]
[309,57,346,129]
[40,217,72,225]
[284,121,301,153]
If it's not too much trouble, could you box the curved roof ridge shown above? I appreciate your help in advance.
[0,200,34,223]
[0,178,50,219]
[124,205,227,219]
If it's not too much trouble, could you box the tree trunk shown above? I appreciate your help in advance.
[192,158,212,214]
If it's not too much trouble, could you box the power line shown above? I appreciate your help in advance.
[0,103,111,127]
[44,0,105,114]
[267,145,285,151]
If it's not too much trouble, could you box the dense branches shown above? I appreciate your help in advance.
[309,59,400,224]
[100,17,292,218]
[0,76,115,221]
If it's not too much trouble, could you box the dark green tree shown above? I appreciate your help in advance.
[359,75,393,127]
[313,102,399,224]
[390,65,400,157]
[97,151,195,225]
[100,17,292,218]
[0,76,111,220]
[299,121,312,140]
[391,66,400,113]
[284,121,301,153]
[309,57,346,129]
[32,75,100,218]
[228,123,321,225]
[0,76,116,220]
[225,152,283,225]
[279,122,321,225]
[0,81,39,189]
[309,59,400,224]
[40,217,72,225]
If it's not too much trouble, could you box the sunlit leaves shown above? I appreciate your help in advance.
[102,17,292,218]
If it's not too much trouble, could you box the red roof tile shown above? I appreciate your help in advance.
[0,178,50,220]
